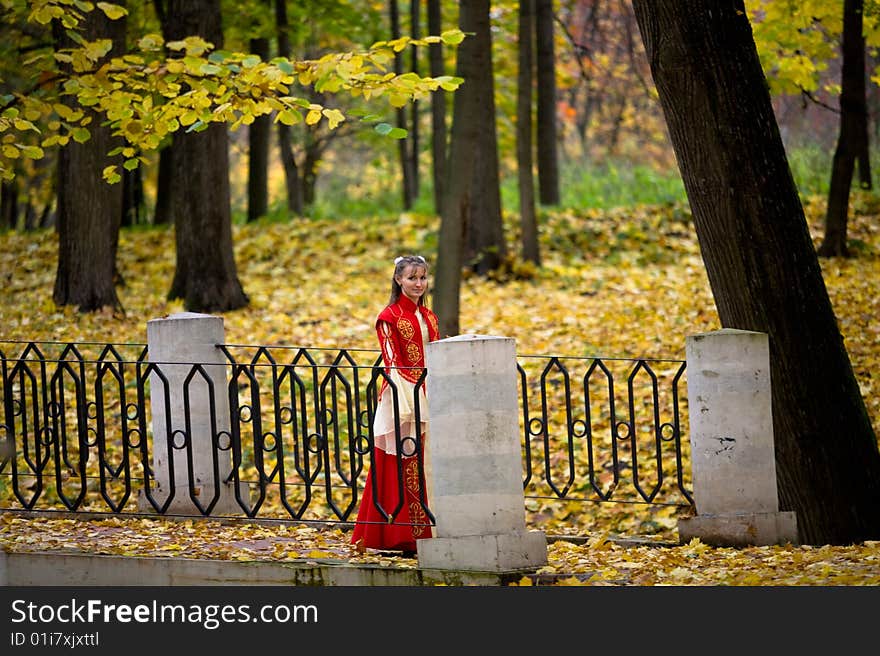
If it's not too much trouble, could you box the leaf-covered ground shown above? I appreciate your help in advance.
[1,194,879,585]
[2,514,879,585]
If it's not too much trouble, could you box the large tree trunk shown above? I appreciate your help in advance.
[819,0,869,258]
[52,5,126,312]
[535,0,560,205]
[435,0,505,334]
[518,0,540,266]
[427,0,447,214]
[164,0,248,312]
[247,36,271,223]
[274,0,304,216]
[632,0,880,545]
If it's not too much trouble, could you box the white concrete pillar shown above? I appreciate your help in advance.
[417,334,547,572]
[679,329,798,546]
[138,312,242,515]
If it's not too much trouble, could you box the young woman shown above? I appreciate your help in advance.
[350,255,441,556]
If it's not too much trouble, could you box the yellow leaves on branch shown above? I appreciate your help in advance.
[1,3,466,182]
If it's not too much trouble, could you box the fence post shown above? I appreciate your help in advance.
[137,312,243,516]
[678,328,798,546]
[418,334,548,572]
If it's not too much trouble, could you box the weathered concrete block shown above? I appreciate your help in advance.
[678,511,798,547]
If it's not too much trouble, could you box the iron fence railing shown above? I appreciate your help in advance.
[0,341,692,530]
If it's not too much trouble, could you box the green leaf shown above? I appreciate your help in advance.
[97,2,128,20]
[375,123,407,139]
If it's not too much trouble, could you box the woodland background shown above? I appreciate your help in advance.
[1,1,880,583]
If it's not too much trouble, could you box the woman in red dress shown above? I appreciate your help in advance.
[351,255,441,556]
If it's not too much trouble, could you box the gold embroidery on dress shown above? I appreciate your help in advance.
[406,342,421,363]
[404,458,421,494]
[397,317,415,340]
[427,313,438,336]
[409,501,428,537]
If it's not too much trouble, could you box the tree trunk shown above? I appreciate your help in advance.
[120,167,144,227]
[819,0,868,258]
[427,0,447,214]
[410,0,421,201]
[435,0,505,334]
[52,5,125,312]
[247,36,271,223]
[391,0,416,209]
[518,0,540,265]
[535,0,560,205]
[153,145,172,225]
[632,0,880,545]
[1,179,18,230]
[274,0,304,216]
[164,0,248,312]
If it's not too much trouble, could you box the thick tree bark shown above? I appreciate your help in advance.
[52,5,125,312]
[435,0,505,335]
[819,0,869,258]
[427,0,447,214]
[247,36,271,223]
[518,0,540,265]
[164,0,248,312]
[632,0,880,545]
[535,0,560,205]
[274,0,304,216]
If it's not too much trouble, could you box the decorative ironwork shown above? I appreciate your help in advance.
[0,340,692,528]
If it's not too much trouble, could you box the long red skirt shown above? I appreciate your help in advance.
[350,448,432,552]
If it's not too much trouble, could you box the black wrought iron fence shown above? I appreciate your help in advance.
[0,340,693,531]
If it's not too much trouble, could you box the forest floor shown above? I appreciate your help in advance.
[1,194,879,585]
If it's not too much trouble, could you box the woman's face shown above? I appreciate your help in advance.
[397,264,428,303]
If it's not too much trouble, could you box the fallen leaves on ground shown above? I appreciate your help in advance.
[2,515,879,585]
[1,194,879,584]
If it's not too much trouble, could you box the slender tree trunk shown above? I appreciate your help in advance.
[435,0,505,334]
[819,0,869,258]
[535,0,560,205]
[1,180,18,231]
[391,0,416,209]
[427,0,447,214]
[302,137,321,207]
[153,146,172,225]
[633,0,880,545]
[274,0,304,216]
[410,0,421,201]
[120,167,144,227]
[164,0,248,312]
[52,5,126,312]
[247,36,271,223]
[518,0,540,265]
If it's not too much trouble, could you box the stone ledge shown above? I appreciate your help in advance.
[0,550,527,587]
[678,511,799,547]
[417,530,548,572]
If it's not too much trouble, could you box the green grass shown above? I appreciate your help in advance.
[229,143,847,224]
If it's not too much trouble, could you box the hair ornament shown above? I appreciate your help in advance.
[394,255,426,265]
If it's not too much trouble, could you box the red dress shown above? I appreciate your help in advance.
[350,295,440,552]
